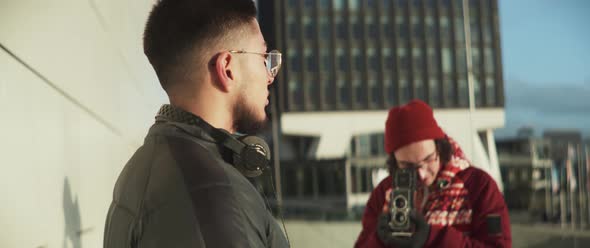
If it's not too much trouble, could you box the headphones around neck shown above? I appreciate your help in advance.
[156,104,270,178]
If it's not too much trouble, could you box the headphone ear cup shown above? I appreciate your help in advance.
[233,135,271,178]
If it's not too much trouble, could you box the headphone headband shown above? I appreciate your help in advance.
[156,104,270,177]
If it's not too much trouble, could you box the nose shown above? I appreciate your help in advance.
[417,167,428,182]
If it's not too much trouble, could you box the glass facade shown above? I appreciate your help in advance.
[260,0,503,112]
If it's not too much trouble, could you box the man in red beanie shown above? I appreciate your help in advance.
[354,99,511,248]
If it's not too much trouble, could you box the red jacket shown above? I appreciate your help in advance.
[354,166,512,247]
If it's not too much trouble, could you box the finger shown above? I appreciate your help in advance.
[383,188,393,213]
[385,188,392,203]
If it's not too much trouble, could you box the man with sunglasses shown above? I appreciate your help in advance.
[355,100,512,248]
[103,0,287,247]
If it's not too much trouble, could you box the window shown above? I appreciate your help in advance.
[457,47,466,73]
[383,48,394,68]
[353,48,363,71]
[349,0,360,10]
[306,76,319,108]
[473,75,483,107]
[381,16,393,38]
[321,50,332,71]
[369,79,380,105]
[288,16,298,40]
[482,5,493,43]
[368,48,378,70]
[427,0,436,8]
[337,79,350,105]
[412,48,423,73]
[470,12,480,43]
[455,17,465,41]
[305,49,317,71]
[352,18,362,38]
[484,47,494,73]
[304,0,314,8]
[412,0,421,7]
[441,47,452,74]
[302,167,314,195]
[412,16,422,39]
[383,0,392,9]
[289,79,303,107]
[353,77,365,105]
[320,0,331,9]
[429,78,440,106]
[337,48,348,71]
[458,78,468,107]
[439,16,450,40]
[427,47,438,74]
[471,47,480,73]
[303,16,315,39]
[398,47,408,72]
[414,78,425,100]
[334,0,344,10]
[323,75,336,107]
[317,163,345,195]
[386,77,397,104]
[385,54,394,69]
[396,16,407,39]
[425,16,435,40]
[444,79,455,104]
[336,17,347,39]
[369,23,378,37]
[320,16,330,39]
[399,78,410,104]
[486,76,496,106]
[288,52,301,72]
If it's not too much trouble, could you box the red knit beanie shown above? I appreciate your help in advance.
[384,99,445,154]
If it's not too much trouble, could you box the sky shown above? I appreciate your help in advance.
[496,0,590,138]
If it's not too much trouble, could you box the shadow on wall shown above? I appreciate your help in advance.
[63,177,82,248]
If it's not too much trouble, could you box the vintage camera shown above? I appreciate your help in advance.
[389,167,417,236]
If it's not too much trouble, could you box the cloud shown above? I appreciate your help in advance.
[497,79,590,137]
[506,80,590,114]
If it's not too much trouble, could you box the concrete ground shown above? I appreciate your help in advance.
[282,214,590,248]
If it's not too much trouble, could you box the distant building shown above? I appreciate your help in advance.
[497,130,589,222]
[517,125,535,138]
[543,129,582,160]
[496,137,551,214]
[258,0,505,217]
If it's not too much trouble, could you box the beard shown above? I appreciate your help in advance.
[232,94,267,134]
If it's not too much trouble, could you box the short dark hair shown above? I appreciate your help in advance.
[386,137,454,175]
[143,0,257,92]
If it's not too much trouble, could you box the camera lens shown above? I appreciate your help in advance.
[393,196,407,209]
[394,212,407,224]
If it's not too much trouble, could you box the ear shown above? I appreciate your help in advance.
[213,51,235,92]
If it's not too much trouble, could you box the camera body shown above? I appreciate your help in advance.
[389,167,417,236]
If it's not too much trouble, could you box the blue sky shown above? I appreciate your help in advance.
[496,0,590,138]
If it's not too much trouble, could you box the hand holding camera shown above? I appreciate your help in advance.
[377,168,430,248]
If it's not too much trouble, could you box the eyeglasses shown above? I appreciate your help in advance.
[392,151,439,169]
[229,50,282,77]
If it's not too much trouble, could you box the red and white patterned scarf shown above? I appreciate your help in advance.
[423,137,472,226]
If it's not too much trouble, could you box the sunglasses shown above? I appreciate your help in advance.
[229,50,282,77]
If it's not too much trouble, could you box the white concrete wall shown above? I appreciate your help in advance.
[0,1,164,247]
[282,108,506,193]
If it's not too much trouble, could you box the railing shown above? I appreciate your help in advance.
[539,143,590,230]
